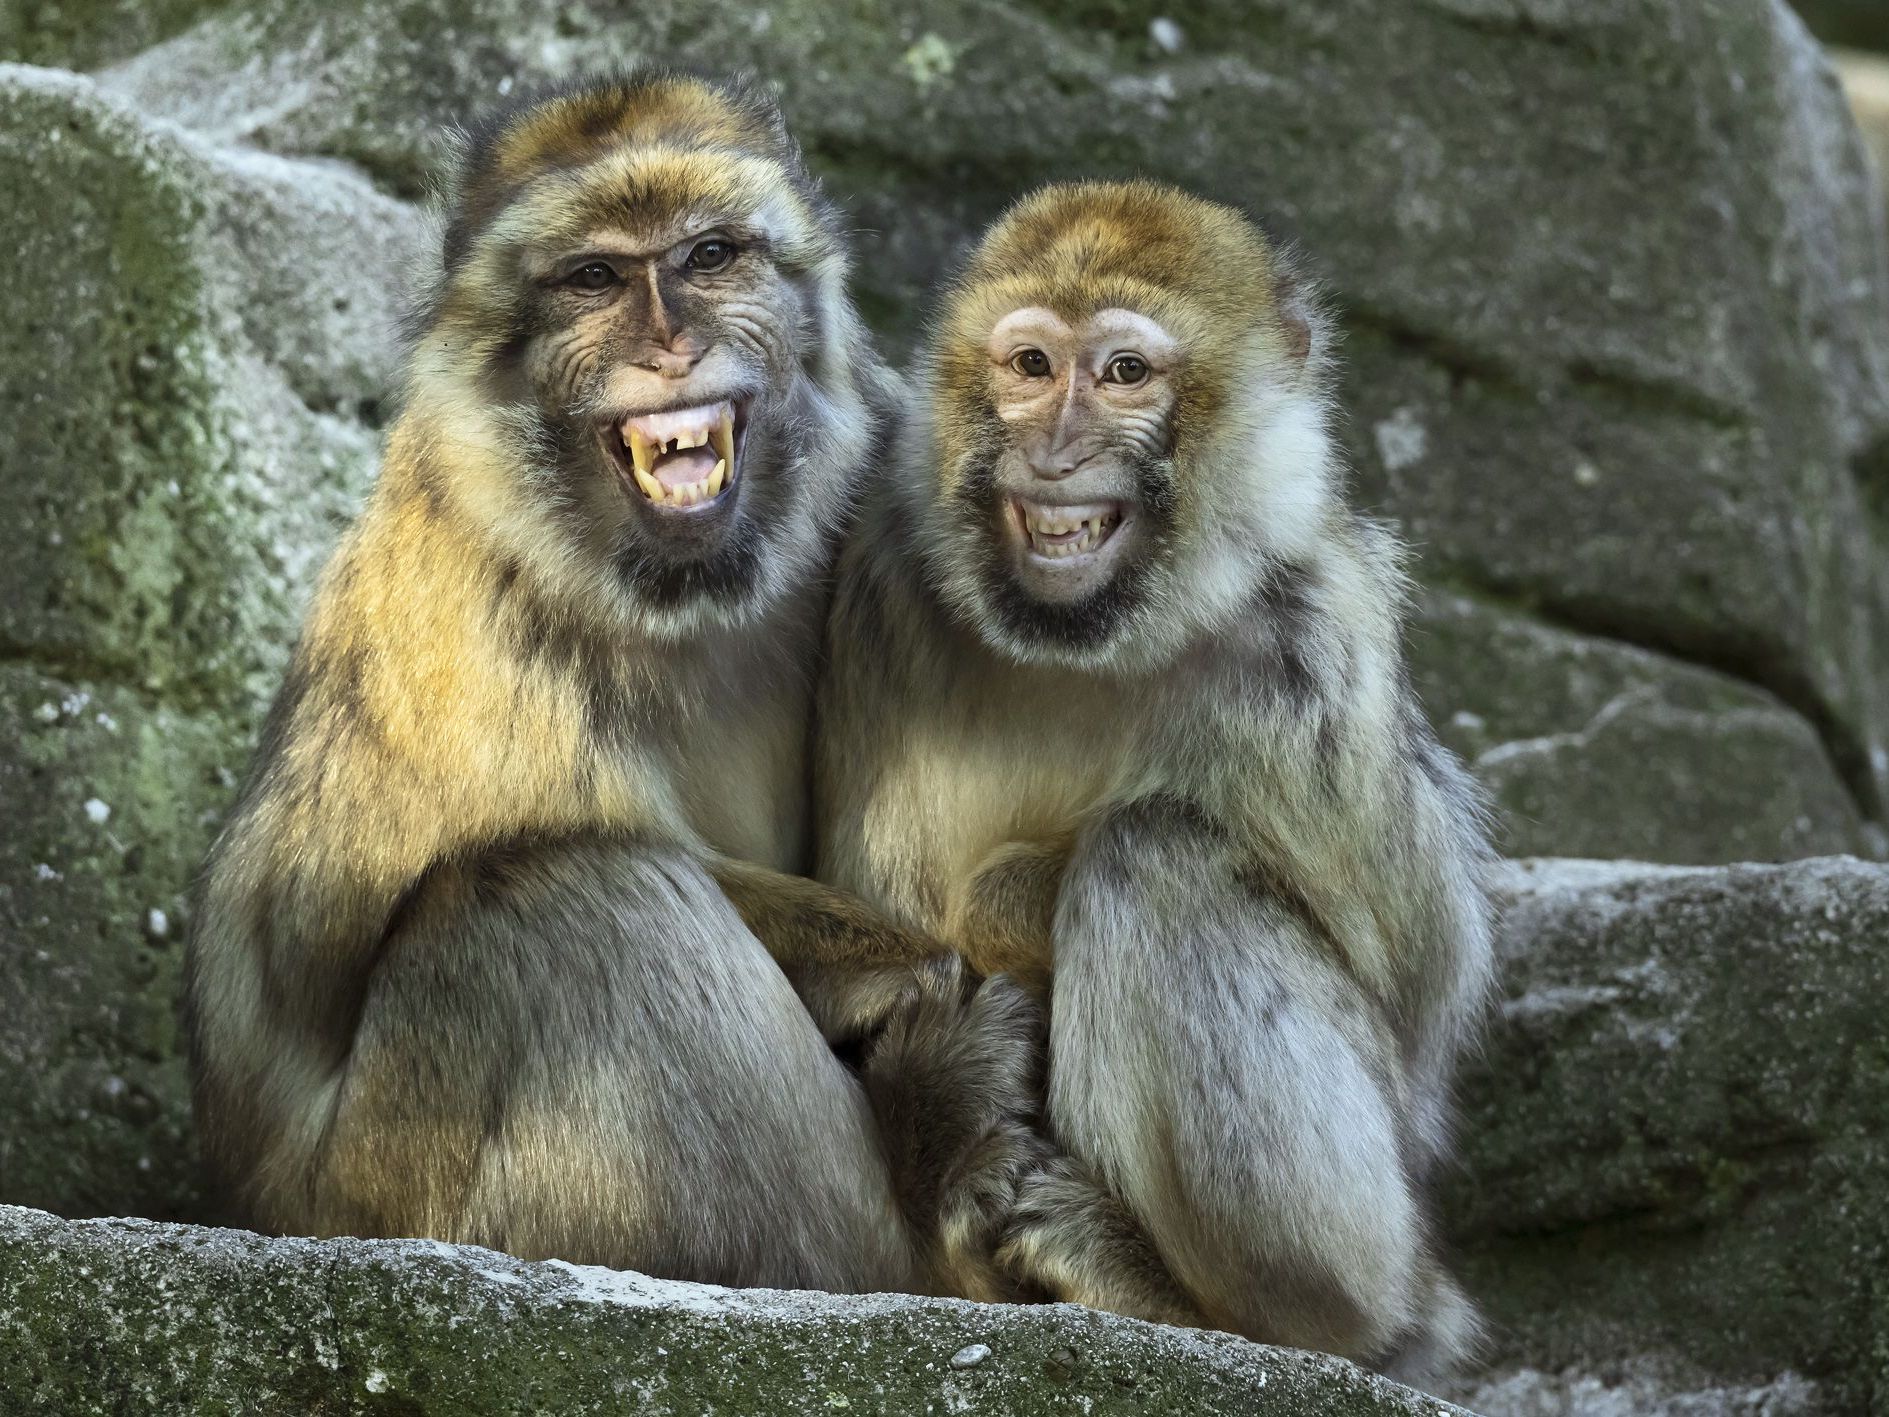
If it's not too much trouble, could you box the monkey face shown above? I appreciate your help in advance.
[414,74,867,636]
[980,304,1179,611]
[921,180,1331,670]
[512,210,827,624]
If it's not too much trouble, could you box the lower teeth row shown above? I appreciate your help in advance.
[631,458,727,507]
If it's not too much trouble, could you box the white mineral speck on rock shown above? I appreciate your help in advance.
[949,1343,992,1369]
[33,863,61,881]
[365,1370,389,1394]
[1374,407,1428,472]
[1149,17,1185,53]
[33,701,60,723]
[146,908,170,939]
[84,798,112,825]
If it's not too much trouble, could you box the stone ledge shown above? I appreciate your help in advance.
[0,1205,1468,1416]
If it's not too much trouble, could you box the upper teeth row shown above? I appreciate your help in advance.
[1033,523,1109,557]
[1026,511,1114,536]
[623,408,735,472]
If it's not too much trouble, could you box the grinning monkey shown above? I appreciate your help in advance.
[185,71,1037,1296]
[816,180,1495,1378]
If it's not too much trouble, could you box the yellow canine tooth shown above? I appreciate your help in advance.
[633,467,665,502]
[626,428,654,474]
[707,458,726,496]
[715,409,735,465]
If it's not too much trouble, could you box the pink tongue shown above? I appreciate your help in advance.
[651,446,717,489]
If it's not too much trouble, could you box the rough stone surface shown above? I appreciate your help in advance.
[0,1206,1465,1416]
[1444,856,1889,1415]
[1408,592,1877,863]
[0,65,426,1221]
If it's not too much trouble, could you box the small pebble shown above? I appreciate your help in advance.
[950,1343,992,1369]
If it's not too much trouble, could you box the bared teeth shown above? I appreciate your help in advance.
[626,427,654,475]
[1019,501,1120,559]
[615,400,739,507]
[713,410,735,469]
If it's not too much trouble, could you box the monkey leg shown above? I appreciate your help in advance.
[857,970,1052,1302]
[301,834,919,1294]
[1042,798,1473,1372]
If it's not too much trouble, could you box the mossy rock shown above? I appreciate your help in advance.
[0,66,425,1220]
[1447,856,1889,1412]
[1408,591,1876,863]
[0,1206,1468,1416]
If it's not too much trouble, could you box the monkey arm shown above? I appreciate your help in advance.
[945,837,1073,996]
[707,856,970,1041]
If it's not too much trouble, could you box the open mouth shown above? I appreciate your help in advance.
[1012,498,1124,561]
[608,400,741,510]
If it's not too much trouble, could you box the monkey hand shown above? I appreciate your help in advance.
[947,837,1070,995]
[860,972,1054,1301]
[995,1153,1209,1329]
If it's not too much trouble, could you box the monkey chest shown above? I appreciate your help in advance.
[851,689,1130,928]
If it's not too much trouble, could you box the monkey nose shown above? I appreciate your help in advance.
[633,337,705,379]
[1033,449,1094,480]
[634,347,702,379]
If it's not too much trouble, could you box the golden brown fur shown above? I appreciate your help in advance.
[187,72,1036,1295]
[818,181,1494,1379]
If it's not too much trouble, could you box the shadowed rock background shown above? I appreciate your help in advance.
[1,1,1885,1413]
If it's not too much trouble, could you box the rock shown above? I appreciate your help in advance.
[0,0,231,72]
[0,667,231,1221]
[1446,856,1889,1412]
[1791,2,1889,52]
[95,0,1889,859]
[0,64,427,1219]
[1837,50,1889,200]
[1408,592,1876,863]
[1460,1359,1821,1417]
[0,1205,1466,1416]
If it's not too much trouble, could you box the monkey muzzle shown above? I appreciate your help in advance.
[610,400,742,511]
[999,494,1134,605]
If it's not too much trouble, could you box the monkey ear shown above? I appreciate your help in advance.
[1270,267,1324,371]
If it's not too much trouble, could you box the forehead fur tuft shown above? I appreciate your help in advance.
[440,68,829,273]
[940,180,1301,367]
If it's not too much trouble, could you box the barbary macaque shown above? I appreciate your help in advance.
[817,179,1494,1377]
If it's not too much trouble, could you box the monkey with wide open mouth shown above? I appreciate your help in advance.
[185,70,1046,1298]
[817,179,1498,1383]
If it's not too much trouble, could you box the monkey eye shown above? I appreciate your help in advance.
[565,261,620,291]
[1104,353,1150,386]
[1011,348,1052,378]
[685,237,738,273]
